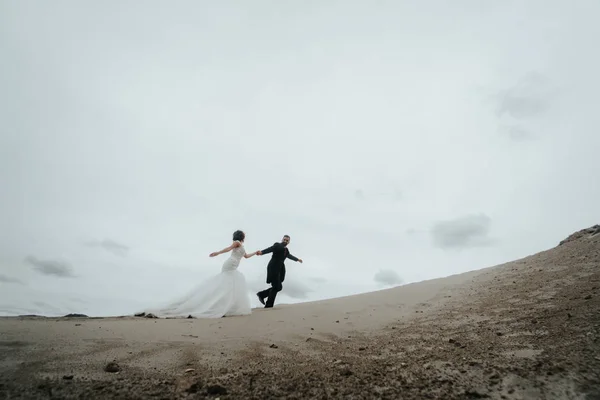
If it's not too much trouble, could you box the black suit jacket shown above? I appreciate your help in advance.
[261,242,298,284]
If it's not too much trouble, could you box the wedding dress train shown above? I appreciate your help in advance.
[143,241,251,318]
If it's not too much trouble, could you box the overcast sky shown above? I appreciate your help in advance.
[1,0,599,316]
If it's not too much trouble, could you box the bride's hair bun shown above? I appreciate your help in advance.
[232,230,245,241]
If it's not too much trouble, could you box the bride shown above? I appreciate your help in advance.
[145,230,258,318]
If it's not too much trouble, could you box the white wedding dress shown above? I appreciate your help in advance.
[144,241,251,318]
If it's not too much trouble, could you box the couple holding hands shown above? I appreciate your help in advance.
[146,230,303,318]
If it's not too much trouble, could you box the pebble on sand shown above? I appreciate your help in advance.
[104,362,121,373]
[206,384,227,395]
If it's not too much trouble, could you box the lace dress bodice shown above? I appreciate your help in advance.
[221,241,245,272]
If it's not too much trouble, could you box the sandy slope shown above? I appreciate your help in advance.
[0,226,599,399]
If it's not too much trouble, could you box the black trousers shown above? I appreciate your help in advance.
[258,279,282,308]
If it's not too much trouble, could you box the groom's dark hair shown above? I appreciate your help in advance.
[283,234,290,238]
[233,230,245,241]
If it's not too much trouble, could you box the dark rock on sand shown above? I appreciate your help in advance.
[185,381,202,394]
[206,384,227,395]
[559,224,600,245]
[104,362,121,373]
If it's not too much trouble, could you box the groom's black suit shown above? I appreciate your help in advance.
[257,242,299,307]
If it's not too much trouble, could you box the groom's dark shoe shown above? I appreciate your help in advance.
[256,293,265,306]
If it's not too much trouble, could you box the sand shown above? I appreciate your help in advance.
[1,227,599,399]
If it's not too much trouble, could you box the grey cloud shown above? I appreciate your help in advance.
[281,280,313,299]
[496,93,547,119]
[85,239,130,257]
[0,274,25,284]
[25,256,76,278]
[432,214,493,249]
[494,72,554,120]
[499,125,534,141]
[374,269,403,286]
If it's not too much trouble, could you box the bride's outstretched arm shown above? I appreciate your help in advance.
[209,241,240,257]
[244,251,258,259]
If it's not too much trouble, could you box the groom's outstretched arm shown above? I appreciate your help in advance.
[287,252,302,263]
[260,242,279,255]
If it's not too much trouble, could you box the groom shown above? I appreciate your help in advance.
[256,235,303,308]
